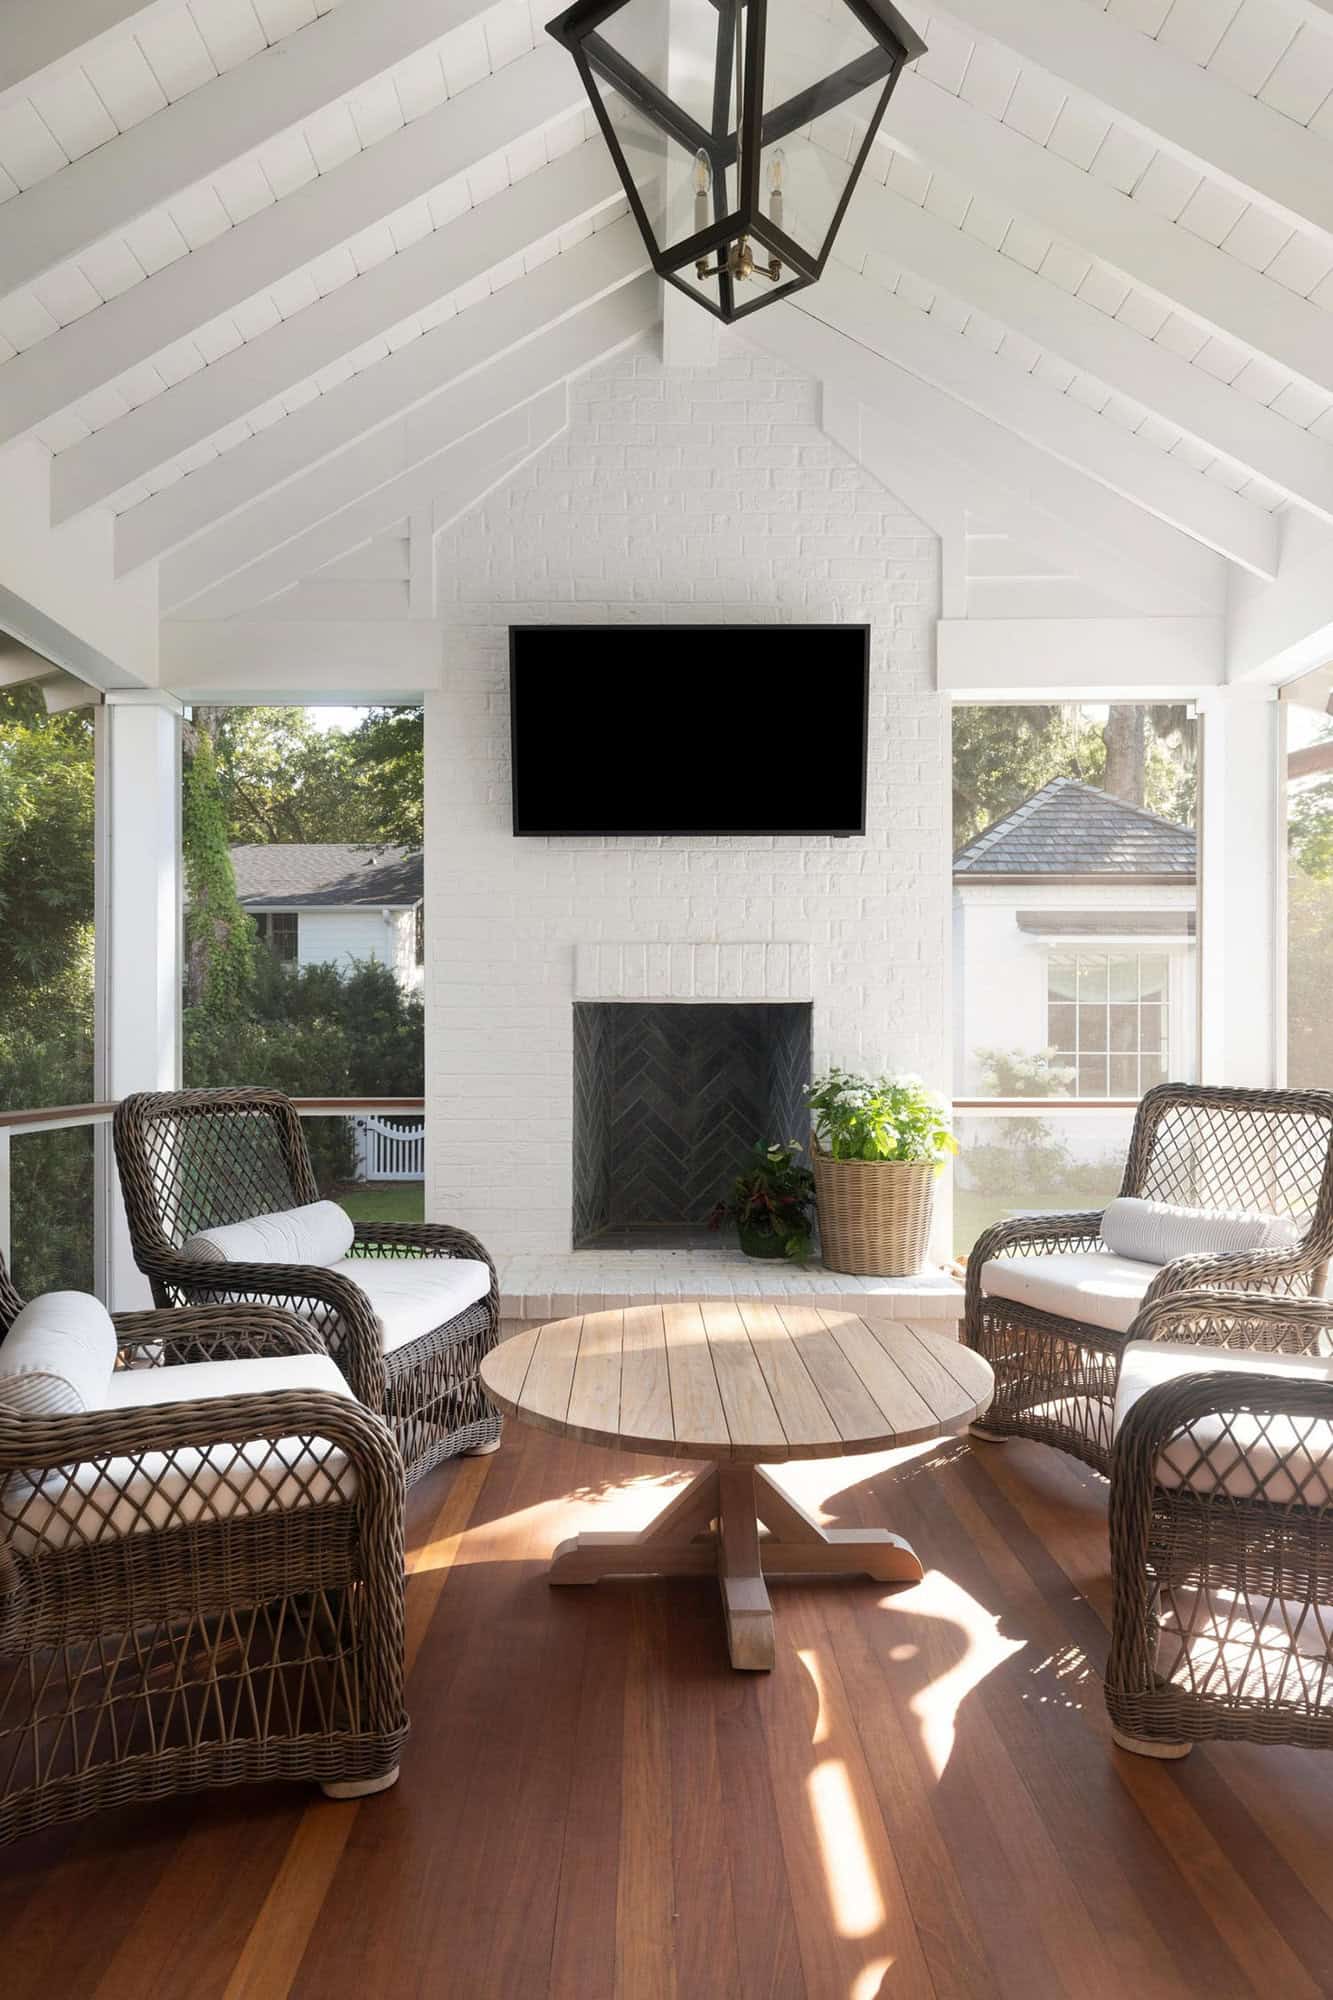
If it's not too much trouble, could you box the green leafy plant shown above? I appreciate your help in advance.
[807,1068,958,1166]
[709,1142,815,1260]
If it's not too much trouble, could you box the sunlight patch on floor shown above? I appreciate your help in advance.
[416,1470,696,1569]
[806,1758,887,1940]
[902,1571,1027,1779]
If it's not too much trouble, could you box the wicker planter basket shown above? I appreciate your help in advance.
[812,1145,936,1276]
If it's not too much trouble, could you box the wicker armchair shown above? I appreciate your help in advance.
[1106,1290,1333,1758]
[965,1082,1333,1472]
[114,1087,502,1484]
[0,1254,407,1845]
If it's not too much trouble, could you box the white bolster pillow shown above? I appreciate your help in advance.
[182,1200,355,1267]
[0,1291,118,1416]
[1100,1195,1299,1267]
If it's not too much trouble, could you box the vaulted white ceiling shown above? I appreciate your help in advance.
[2,0,1333,684]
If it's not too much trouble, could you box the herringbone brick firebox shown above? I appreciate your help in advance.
[572,1002,812,1247]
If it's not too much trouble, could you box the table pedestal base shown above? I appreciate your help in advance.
[548,1464,923,1670]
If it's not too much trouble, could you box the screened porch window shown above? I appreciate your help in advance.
[1047,950,1168,1099]
[253,911,298,964]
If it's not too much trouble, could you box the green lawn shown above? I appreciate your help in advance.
[335,1182,425,1225]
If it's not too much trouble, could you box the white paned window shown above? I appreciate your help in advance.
[1047,950,1168,1099]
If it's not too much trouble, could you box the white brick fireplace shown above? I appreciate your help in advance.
[423,338,956,1311]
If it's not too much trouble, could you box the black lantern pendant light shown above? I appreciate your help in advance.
[547,0,927,324]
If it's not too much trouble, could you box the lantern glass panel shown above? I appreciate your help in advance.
[756,0,892,265]
[595,0,729,137]
[586,65,738,262]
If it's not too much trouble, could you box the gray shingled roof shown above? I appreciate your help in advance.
[230,843,422,908]
[953,778,1196,879]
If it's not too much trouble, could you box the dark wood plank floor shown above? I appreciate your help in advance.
[7,1337,1333,2000]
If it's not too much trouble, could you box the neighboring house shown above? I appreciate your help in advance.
[953,778,1197,1100]
[230,843,423,992]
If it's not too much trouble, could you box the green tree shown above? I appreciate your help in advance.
[0,687,95,1015]
[952,701,1196,848]
[200,704,423,847]
[0,686,96,1292]
[345,707,424,845]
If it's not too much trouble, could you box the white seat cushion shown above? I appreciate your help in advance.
[182,1199,354,1266]
[2,1352,358,1555]
[324,1256,492,1355]
[0,1291,117,1416]
[980,1251,1157,1336]
[1114,1339,1333,1504]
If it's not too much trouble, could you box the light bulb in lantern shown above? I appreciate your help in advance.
[767,148,786,234]
[693,148,712,237]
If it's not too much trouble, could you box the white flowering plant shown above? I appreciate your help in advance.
[806,1067,958,1166]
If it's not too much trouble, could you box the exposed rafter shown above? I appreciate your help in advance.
[938,0,1333,241]
[837,170,1333,523]
[116,218,651,574]
[797,262,1278,576]
[754,303,1226,615]
[0,0,502,298]
[0,43,580,448]
[168,385,570,617]
[154,275,654,609]
[888,71,1333,397]
[51,141,622,520]
[0,1,172,103]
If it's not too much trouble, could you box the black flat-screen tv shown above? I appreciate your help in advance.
[509,624,869,836]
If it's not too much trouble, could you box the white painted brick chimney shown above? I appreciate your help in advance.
[424,337,949,1257]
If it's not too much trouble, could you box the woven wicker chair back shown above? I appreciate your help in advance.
[114,1088,320,1255]
[1122,1084,1333,1261]
[0,1253,24,1336]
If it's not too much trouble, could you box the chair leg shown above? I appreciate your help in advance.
[464,1434,502,1456]
[969,1421,1008,1442]
[321,1765,400,1800]
[1110,1727,1191,1761]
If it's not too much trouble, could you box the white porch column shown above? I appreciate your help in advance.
[94,691,184,1307]
[1196,684,1281,1089]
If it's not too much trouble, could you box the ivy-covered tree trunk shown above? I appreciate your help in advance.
[182,721,255,1014]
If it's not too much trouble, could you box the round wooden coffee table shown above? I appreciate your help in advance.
[480,1300,993,1671]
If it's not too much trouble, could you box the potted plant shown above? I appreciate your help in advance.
[806,1068,957,1276]
[709,1142,815,1261]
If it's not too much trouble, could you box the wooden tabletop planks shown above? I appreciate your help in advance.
[661,1302,730,1457]
[481,1303,993,1464]
[736,1301,843,1459]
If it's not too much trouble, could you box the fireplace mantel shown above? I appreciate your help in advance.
[574,942,814,1004]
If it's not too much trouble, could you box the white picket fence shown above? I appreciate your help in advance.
[351,1115,425,1181]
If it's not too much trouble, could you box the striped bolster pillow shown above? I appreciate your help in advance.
[0,1291,118,1417]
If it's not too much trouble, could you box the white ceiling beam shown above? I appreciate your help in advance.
[1290,0,1333,24]
[159,619,443,698]
[753,303,1226,614]
[0,2,174,103]
[155,288,647,607]
[0,0,501,298]
[939,616,1223,695]
[797,262,1277,576]
[170,385,568,616]
[116,217,651,573]
[839,172,1333,524]
[0,44,580,448]
[938,0,1333,241]
[51,142,620,519]
[888,71,1333,397]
